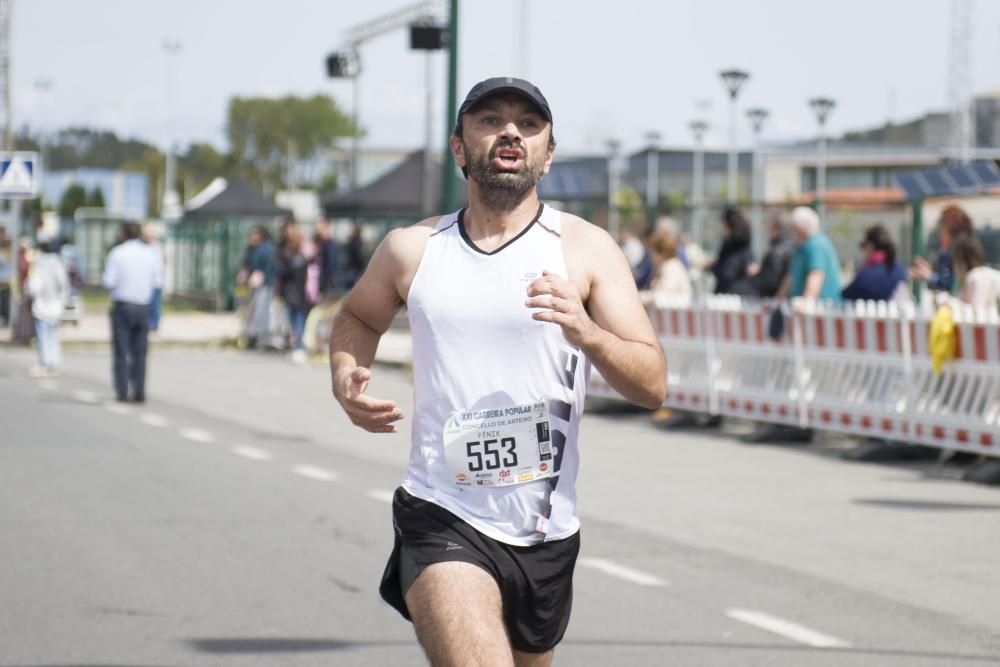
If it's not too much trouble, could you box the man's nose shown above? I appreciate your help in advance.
[498,120,522,141]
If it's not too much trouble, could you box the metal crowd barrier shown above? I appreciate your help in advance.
[589,297,1000,457]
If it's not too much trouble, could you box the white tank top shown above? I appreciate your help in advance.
[403,203,589,546]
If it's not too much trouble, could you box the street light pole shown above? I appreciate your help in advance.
[33,78,51,176]
[809,97,836,222]
[162,39,182,220]
[442,0,459,213]
[645,130,661,233]
[689,120,708,250]
[745,107,769,259]
[719,69,749,205]
[605,138,621,242]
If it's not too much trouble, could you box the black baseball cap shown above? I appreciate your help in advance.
[457,77,552,124]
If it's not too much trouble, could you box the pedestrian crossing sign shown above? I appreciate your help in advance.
[0,152,40,198]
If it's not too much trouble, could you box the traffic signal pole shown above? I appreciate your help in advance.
[442,0,459,213]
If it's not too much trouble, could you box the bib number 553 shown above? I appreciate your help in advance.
[466,437,518,471]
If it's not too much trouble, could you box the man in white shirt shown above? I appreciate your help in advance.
[102,222,162,402]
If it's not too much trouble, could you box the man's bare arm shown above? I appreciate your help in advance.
[329,224,430,432]
[528,220,666,409]
[802,270,825,300]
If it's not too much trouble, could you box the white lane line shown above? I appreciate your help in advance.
[231,445,273,461]
[366,489,395,504]
[104,402,134,416]
[72,389,99,404]
[139,413,169,428]
[292,464,338,482]
[179,427,215,443]
[39,380,58,391]
[576,557,668,587]
[725,609,850,649]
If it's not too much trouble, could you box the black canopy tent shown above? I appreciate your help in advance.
[172,177,291,310]
[321,150,467,221]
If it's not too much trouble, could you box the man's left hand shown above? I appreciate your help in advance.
[525,271,598,348]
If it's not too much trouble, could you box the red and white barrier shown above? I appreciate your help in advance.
[589,298,1000,457]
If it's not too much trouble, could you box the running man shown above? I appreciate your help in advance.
[329,77,666,666]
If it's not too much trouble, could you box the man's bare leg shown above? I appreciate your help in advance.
[406,561,513,666]
[513,649,554,667]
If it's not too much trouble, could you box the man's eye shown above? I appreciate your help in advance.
[482,116,498,126]
[522,119,538,129]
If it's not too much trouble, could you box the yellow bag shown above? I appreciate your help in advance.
[928,305,956,374]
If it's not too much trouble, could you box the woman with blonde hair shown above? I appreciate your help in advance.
[642,230,692,307]
[950,235,1000,312]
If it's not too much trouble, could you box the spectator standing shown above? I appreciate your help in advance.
[13,237,35,344]
[781,206,842,303]
[751,212,796,298]
[241,226,277,349]
[911,205,973,295]
[26,240,69,378]
[102,222,163,402]
[278,224,310,363]
[950,235,1000,312]
[641,230,692,307]
[0,227,12,327]
[620,229,651,288]
[842,224,908,302]
[342,224,366,288]
[143,223,166,331]
[710,207,755,296]
[314,218,340,299]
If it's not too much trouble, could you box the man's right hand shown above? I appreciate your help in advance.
[334,366,404,433]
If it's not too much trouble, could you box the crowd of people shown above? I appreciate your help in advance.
[626,203,1000,314]
[236,218,367,363]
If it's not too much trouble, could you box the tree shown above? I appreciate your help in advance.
[87,186,106,209]
[58,184,87,219]
[226,94,355,192]
[121,149,167,218]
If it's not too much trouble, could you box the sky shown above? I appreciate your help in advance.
[11,0,1000,157]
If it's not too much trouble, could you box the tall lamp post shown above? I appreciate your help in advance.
[809,97,836,221]
[645,130,661,232]
[605,138,621,243]
[745,107,769,258]
[689,120,708,249]
[719,69,749,204]
[161,39,182,220]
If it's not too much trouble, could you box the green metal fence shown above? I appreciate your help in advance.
[169,216,284,311]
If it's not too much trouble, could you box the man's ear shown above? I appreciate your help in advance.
[449,134,466,170]
[541,132,555,175]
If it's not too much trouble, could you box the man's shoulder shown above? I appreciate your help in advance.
[383,217,440,252]
[559,212,613,247]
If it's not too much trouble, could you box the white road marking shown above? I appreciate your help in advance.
[104,402,134,416]
[725,609,850,648]
[39,380,58,391]
[72,390,99,404]
[179,427,215,443]
[576,557,668,587]
[231,445,273,461]
[139,413,169,428]
[292,464,338,482]
[366,489,395,504]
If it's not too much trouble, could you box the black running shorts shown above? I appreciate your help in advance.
[379,487,581,653]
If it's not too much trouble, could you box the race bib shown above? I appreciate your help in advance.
[444,401,554,488]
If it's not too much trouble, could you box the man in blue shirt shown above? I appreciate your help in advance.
[781,206,842,303]
[102,222,163,402]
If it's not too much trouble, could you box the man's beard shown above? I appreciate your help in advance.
[465,139,546,212]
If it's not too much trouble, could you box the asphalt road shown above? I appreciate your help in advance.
[1,346,999,666]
